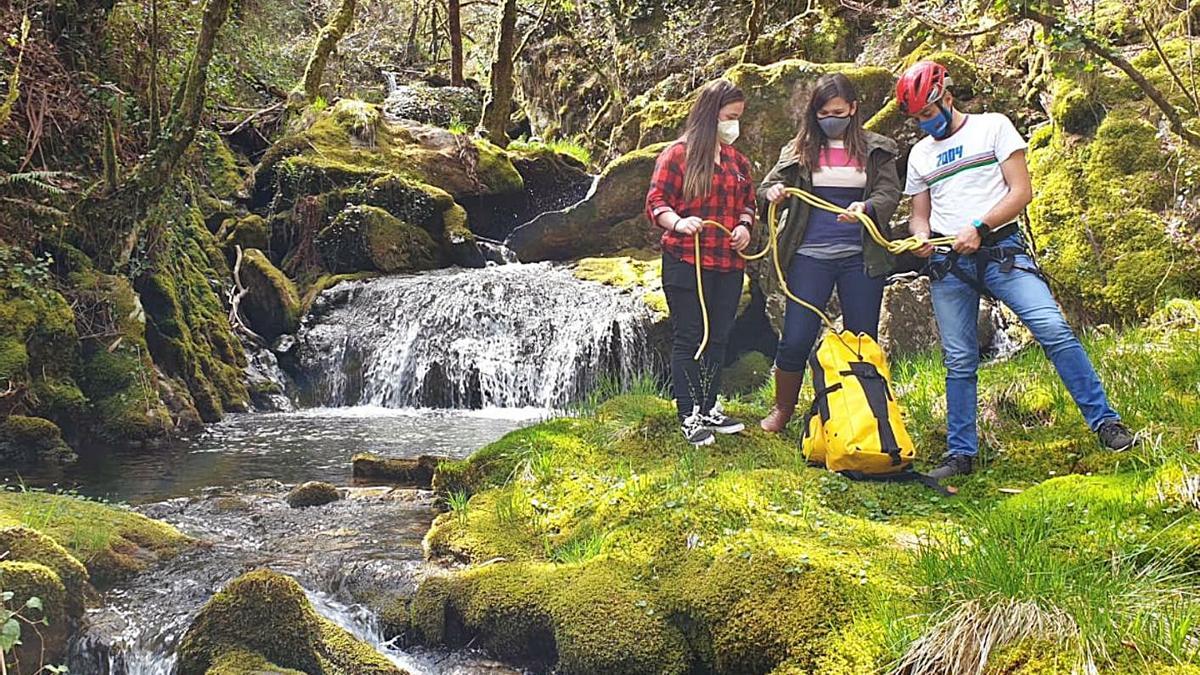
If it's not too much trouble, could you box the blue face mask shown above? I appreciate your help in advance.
[919,106,953,139]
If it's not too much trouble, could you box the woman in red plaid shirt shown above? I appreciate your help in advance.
[646,79,755,446]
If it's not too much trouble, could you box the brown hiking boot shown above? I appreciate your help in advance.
[760,369,804,433]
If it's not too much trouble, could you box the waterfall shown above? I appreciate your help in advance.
[293,263,657,409]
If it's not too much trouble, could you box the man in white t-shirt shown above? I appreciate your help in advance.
[896,61,1135,481]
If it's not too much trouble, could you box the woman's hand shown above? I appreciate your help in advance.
[836,201,867,223]
[764,184,788,204]
[730,224,751,252]
[674,216,703,236]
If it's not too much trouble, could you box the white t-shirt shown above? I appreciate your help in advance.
[903,112,1029,235]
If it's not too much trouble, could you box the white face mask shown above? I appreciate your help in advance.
[717,119,740,145]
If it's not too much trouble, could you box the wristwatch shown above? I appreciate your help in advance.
[972,218,990,237]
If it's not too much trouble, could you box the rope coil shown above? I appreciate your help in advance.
[692,187,955,360]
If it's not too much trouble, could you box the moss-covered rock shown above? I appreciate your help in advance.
[286,481,342,508]
[352,453,440,488]
[240,248,301,342]
[0,527,90,617]
[69,270,177,443]
[135,193,250,424]
[0,415,76,467]
[1028,110,1200,322]
[0,560,73,670]
[613,61,894,175]
[317,205,439,274]
[220,214,271,253]
[176,569,406,675]
[0,491,192,588]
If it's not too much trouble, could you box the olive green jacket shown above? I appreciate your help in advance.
[751,132,902,298]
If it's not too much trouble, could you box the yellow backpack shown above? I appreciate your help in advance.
[801,331,916,475]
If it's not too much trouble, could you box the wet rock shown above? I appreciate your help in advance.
[286,481,342,508]
[383,83,482,128]
[505,143,665,262]
[352,453,441,488]
[317,205,440,275]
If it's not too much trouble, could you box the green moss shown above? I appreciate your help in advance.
[572,255,666,317]
[176,569,403,675]
[0,415,76,466]
[240,248,301,341]
[1051,81,1104,135]
[300,271,378,312]
[220,214,270,252]
[317,205,439,274]
[192,130,245,200]
[0,491,192,588]
[206,649,307,675]
[0,560,67,624]
[720,351,772,397]
[285,481,341,508]
[0,527,89,609]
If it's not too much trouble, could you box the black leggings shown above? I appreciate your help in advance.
[661,253,743,419]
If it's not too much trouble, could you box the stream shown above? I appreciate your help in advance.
[30,258,661,674]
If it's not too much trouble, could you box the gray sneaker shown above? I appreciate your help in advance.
[928,454,973,481]
[1097,420,1135,452]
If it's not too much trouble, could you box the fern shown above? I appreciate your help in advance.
[0,171,75,196]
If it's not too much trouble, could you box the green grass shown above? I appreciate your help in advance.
[0,486,191,584]
[417,313,1200,672]
[507,137,593,167]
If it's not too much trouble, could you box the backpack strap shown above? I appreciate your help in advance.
[838,469,954,496]
[843,361,903,466]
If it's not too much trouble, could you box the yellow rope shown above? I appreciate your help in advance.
[691,187,956,360]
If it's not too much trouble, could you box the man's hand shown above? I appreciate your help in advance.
[764,184,788,204]
[911,231,935,258]
[674,216,703,236]
[730,224,751,252]
[836,201,867,223]
[952,226,982,255]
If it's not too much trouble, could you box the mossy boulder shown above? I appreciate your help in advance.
[1028,111,1200,322]
[286,481,342,508]
[0,415,76,467]
[505,144,666,262]
[0,560,73,670]
[0,527,90,618]
[0,491,192,589]
[135,194,250,424]
[176,569,406,675]
[352,453,441,488]
[240,248,301,342]
[317,205,440,274]
[1051,81,1104,135]
[613,61,894,175]
[69,270,177,442]
[220,214,271,253]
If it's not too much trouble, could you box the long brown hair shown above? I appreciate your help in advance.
[681,79,745,201]
[793,73,867,172]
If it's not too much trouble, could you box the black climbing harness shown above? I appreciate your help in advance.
[924,223,1048,298]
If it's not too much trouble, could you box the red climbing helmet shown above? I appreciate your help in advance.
[896,61,950,116]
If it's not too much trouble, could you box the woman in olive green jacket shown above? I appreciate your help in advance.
[756,73,902,433]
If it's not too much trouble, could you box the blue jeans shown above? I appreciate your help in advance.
[775,253,885,373]
[930,233,1120,457]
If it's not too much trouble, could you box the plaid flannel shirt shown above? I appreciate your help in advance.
[646,141,756,272]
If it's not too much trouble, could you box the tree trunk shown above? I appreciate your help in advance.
[742,0,766,63]
[480,0,518,147]
[449,0,464,86]
[78,0,233,270]
[148,0,160,142]
[297,0,356,103]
